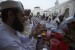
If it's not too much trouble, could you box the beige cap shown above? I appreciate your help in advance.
[0,1,24,10]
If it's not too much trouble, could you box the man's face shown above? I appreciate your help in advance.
[12,9,25,32]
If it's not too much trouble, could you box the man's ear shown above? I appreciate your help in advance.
[7,11,15,22]
[8,11,15,20]
[8,11,15,18]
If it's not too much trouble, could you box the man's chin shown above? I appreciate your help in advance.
[17,29,24,32]
[17,26,24,32]
[13,25,24,32]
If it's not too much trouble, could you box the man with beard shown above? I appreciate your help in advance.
[0,1,42,50]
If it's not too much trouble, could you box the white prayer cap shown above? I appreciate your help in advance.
[0,1,24,10]
[65,16,75,24]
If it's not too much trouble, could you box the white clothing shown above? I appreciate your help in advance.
[46,22,51,29]
[24,20,33,35]
[0,23,37,50]
[58,20,67,30]
[50,19,58,31]
[40,20,46,25]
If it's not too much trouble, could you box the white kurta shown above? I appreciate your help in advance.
[50,19,58,32]
[46,22,51,29]
[0,23,37,50]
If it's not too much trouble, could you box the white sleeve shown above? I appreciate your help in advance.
[0,37,27,50]
[20,36,37,50]
[0,43,25,50]
[17,32,37,50]
[0,37,36,50]
[25,37,37,50]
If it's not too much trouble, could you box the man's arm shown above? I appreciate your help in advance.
[17,31,37,50]
[0,45,24,50]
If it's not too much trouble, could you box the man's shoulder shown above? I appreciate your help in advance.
[0,24,8,34]
[0,26,20,49]
[0,24,13,39]
[0,23,6,30]
[0,36,20,49]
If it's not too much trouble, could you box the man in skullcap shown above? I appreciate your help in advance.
[0,1,42,50]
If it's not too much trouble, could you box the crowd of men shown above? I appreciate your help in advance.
[0,0,75,50]
[24,8,75,50]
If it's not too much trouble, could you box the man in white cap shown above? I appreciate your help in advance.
[0,1,42,50]
[65,16,75,50]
